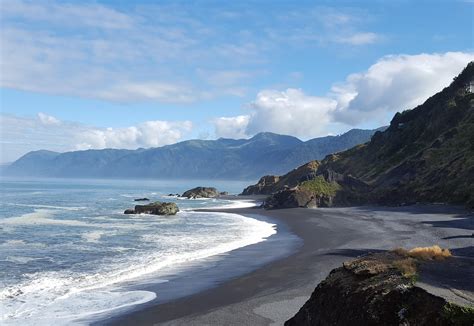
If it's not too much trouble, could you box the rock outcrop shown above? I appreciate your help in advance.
[241,175,280,195]
[124,201,179,215]
[241,161,320,196]
[134,198,149,201]
[263,187,316,209]
[286,252,474,326]
[182,187,219,199]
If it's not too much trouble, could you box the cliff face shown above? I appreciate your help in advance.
[246,62,474,208]
[320,62,474,207]
[285,252,474,326]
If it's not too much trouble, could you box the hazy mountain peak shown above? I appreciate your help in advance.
[5,128,381,179]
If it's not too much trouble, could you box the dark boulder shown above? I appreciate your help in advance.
[134,198,149,201]
[182,187,219,199]
[124,201,179,215]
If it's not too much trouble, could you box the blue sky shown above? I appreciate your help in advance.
[0,0,473,162]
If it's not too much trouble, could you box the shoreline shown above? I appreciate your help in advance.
[91,202,299,325]
[104,203,473,325]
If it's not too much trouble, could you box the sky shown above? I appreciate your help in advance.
[0,0,473,163]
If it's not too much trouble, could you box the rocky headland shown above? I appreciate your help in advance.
[244,62,474,209]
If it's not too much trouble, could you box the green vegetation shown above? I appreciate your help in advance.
[314,62,474,207]
[300,176,340,196]
[441,303,474,325]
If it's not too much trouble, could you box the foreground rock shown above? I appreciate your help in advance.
[182,187,219,199]
[124,201,179,215]
[285,251,474,326]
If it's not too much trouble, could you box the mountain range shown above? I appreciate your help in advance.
[4,128,383,179]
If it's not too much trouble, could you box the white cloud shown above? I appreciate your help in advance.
[0,113,193,162]
[0,1,381,103]
[212,115,250,139]
[198,69,254,87]
[37,112,61,126]
[246,89,337,137]
[336,32,379,45]
[332,52,474,124]
[213,52,473,139]
[75,120,193,150]
[212,89,338,139]
[96,82,201,103]
[2,0,134,29]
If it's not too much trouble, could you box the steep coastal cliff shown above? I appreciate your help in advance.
[245,62,474,208]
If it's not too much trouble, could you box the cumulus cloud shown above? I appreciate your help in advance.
[213,52,473,139]
[75,120,193,150]
[332,52,474,124]
[212,115,250,139]
[212,89,337,139]
[0,113,192,162]
[246,89,337,137]
[37,112,61,125]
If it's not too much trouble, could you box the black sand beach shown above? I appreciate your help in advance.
[105,203,474,326]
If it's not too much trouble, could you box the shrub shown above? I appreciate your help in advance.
[411,245,451,260]
[300,176,340,196]
[393,245,451,260]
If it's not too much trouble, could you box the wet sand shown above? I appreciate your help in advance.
[106,204,473,325]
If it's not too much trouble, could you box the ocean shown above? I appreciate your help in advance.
[0,178,293,325]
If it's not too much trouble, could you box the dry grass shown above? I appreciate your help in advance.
[392,257,417,278]
[392,245,452,261]
[391,245,451,279]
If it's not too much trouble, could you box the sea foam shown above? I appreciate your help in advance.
[0,211,276,325]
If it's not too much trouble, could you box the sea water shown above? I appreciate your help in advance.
[0,178,276,325]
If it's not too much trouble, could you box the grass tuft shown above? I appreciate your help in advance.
[393,245,452,261]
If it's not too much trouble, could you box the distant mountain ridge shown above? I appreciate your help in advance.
[5,128,383,179]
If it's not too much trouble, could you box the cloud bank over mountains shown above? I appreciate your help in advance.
[212,52,474,138]
[1,1,472,162]
[1,51,472,162]
[0,113,192,162]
